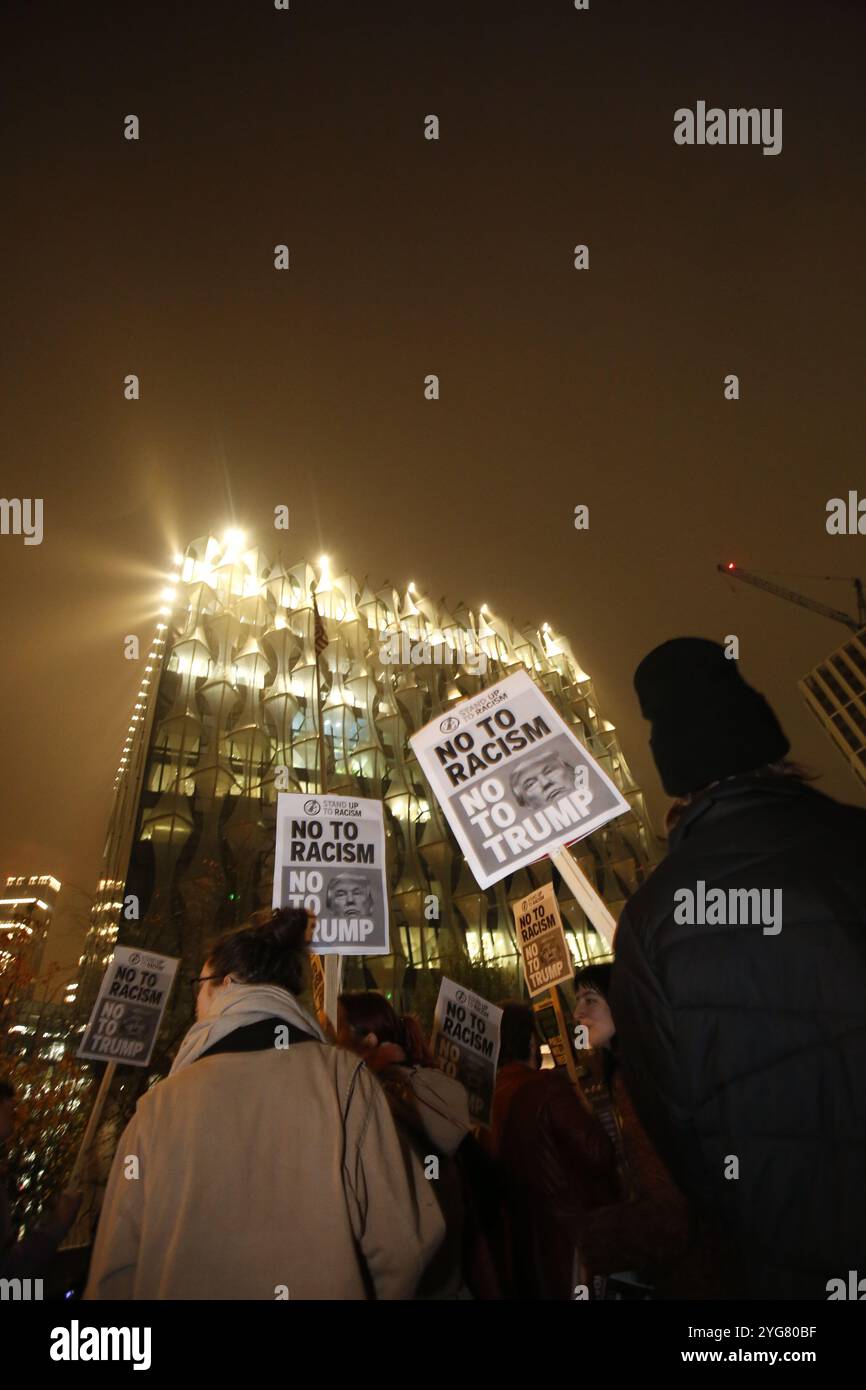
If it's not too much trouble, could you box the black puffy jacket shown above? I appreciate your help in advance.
[610,773,866,1300]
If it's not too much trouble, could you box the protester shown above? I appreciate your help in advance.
[479,1001,617,1299]
[572,966,717,1298]
[611,636,866,1299]
[337,990,476,1298]
[337,991,472,1153]
[0,1078,81,1280]
[85,908,444,1299]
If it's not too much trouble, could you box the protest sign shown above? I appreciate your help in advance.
[430,977,502,1127]
[409,668,630,890]
[272,792,390,955]
[511,882,573,998]
[532,995,575,1072]
[78,946,179,1067]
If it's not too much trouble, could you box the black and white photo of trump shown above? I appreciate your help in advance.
[509,746,587,810]
[325,871,374,918]
[311,868,384,947]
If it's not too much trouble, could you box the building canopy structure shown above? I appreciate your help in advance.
[800,627,866,790]
[76,533,658,1049]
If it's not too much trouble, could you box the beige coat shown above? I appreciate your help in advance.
[84,1042,445,1300]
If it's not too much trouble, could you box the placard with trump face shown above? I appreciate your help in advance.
[272,793,390,955]
[409,668,630,889]
[511,882,574,998]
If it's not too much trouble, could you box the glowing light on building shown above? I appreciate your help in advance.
[74,532,658,1025]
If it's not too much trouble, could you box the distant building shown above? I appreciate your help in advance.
[800,630,866,789]
[0,873,61,984]
[74,533,660,1056]
[0,872,65,1058]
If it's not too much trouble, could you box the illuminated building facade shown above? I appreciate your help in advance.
[800,629,866,789]
[1,872,65,1060]
[75,532,659,1050]
[0,872,61,986]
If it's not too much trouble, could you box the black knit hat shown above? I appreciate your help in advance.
[633,638,790,796]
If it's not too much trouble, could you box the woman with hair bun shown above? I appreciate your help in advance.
[85,907,445,1300]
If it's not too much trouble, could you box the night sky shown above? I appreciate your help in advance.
[2,0,864,952]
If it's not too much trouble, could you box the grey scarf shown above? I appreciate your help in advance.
[170,981,325,1075]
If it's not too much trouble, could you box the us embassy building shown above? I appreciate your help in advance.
[74,531,658,1051]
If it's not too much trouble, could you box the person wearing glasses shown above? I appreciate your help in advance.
[84,906,444,1300]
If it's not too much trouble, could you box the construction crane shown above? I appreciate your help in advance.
[717,563,866,634]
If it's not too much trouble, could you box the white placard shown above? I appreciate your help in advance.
[272,792,390,955]
[409,668,630,889]
[78,946,180,1067]
[430,978,502,1128]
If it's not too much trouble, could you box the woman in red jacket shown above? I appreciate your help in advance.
[573,965,732,1299]
[481,1001,618,1299]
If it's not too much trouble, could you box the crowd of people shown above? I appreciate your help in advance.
[3,637,865,1300]
[81,926,713,1301]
